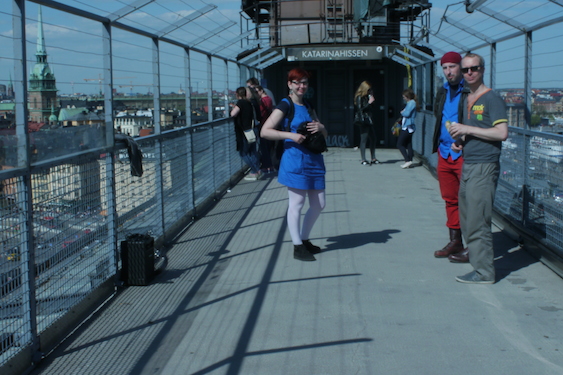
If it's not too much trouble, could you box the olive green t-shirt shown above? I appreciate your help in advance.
[461,89,507,164]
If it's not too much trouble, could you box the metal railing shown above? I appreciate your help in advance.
[0,119,245,372]
[3,1,257,369]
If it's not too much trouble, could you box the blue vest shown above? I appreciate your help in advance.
[438,83,464,160]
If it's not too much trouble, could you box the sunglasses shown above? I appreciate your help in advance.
[461,65,483,74]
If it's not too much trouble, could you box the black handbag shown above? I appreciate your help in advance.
[296,122,327,154]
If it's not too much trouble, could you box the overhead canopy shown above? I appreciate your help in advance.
[26,0,563,72]
[27,0,253,63]
[388,0,563,68]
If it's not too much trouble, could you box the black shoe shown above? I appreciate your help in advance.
[371,159,380,164]
[361,160,370,165]
[302,239,321,254]
[455,270,494,284]
[294,244,316,261]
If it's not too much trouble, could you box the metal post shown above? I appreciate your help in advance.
[101,20,119,283]
[152,37,165,238]
[522,132,530,227]
[490,42,496,89]
[421,63,427,156]
[184,48,192,127]
[207,55,216,195]
[13,0,40,362]
[207,55,213,123]
[153,39,161,135]
[189,128,197,218]
[13,0,29,170]
[524,31,532,129]
[224,59,229,119]
[183,48,194,212]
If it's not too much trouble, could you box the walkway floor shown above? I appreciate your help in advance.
[31,148,563,375]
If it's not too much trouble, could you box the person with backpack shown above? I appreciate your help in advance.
[231,87,261,180]
[260,68,327,261]
[256,85,274,173]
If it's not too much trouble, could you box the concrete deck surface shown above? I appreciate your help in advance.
[31,148,563,375]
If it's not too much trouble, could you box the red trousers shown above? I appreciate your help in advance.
[437,154,463,230]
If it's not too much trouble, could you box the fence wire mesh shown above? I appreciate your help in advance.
[0,120,244,367]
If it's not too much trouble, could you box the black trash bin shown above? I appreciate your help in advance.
[121,234,155,286]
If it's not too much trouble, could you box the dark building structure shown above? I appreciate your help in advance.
[241,0,431,148]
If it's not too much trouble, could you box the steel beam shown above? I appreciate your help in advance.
[442,15,495,44]
[158,5,217,37]
[478,6,527,32]
[210,31,254,55]
[189,22,236,48]
[107,0,155,22]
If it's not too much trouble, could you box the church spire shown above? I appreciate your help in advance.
[36,6,47,63]
[29,5,55,87]
[28,6,57,122]
[8,74,14,97]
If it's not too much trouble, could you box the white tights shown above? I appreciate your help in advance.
[287,187,326,245]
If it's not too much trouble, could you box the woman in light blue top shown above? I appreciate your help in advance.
[397,88,418,168]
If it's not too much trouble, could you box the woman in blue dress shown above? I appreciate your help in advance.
[260,68,328,261]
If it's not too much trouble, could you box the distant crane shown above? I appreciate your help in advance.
[118,82,153,95]
[83,74,136,95]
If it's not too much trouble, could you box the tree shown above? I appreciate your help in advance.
[530,113,542,127]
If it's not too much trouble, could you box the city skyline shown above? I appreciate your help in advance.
[1,0,562,95]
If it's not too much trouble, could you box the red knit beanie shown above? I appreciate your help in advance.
[440,52,462,65]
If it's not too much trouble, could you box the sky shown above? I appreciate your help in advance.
[1,0,562,95]
[427,0,563,90]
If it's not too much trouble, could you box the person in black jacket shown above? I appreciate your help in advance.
[231,87,261,180]
[354,81,379,165]
[432,52,470,262]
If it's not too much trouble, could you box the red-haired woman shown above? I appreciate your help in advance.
[261,68,328,261]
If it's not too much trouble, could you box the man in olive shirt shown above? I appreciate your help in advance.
[448,53,508,284]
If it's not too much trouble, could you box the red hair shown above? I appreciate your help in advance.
[287,68,310,82]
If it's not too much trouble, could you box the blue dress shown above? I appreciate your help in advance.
[277,99,326,190]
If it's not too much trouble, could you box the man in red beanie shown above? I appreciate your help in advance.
[432,51,470,262]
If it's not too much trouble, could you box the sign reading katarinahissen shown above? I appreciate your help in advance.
[286,46,383,61]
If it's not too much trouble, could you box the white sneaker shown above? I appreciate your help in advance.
[244,173,257,181]
[401,161,413,169]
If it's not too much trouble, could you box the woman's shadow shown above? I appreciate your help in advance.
[322,229,400,252]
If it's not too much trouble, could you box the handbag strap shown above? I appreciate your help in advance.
[284,96,312,132]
